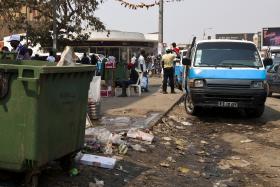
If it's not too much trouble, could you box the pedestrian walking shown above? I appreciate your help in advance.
[162,49,176,94]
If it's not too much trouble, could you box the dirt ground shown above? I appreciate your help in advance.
[1,95,280,187]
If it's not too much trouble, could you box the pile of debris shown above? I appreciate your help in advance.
[75,127,155,169]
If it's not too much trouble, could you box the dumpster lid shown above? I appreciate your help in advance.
[0,60,96,73]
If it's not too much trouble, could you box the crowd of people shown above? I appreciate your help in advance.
[116,42,181,97]
[1,35,181,97]
[1,35,33,60]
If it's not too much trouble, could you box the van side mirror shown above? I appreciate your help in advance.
[182,57,191,66]
[263,58,273,67]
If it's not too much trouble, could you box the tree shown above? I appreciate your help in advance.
[0,0,105,49]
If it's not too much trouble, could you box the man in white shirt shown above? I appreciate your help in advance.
[138,49,149,92]
[138,49,147,73]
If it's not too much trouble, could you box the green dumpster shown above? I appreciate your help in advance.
[0,57,94,184]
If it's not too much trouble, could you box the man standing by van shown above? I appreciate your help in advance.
[162,49,176,94]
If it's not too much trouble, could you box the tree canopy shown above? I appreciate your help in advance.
[0,0,183,49]
[0,0,105,48]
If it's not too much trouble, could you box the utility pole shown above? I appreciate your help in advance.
[158,0,164,55]
[52,0,57,51]
[25,3,28,45]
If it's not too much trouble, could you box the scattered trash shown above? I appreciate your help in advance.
[130,144,147,152]
[214,145,220,149]
[110,134,125,145]
[162,137,172,141]
[127,128,154,142]
[95,178,104,187]
[84,139,102,152]
[118,144,128,155]
[178,151,185,155]
[266,175,279,178]
[160,162,170,167]
[178,167,190,174]
[112,155,124,161]
[240,139,253,143]
[271,165,280,168]
[85,128,111,145]
[218,159,250,170]
[175,126,186,130]
[213,178,234,187]
[104,142,113,155]
[79,154,116,169]
[168,120,175,127]
[176,146,186,151]
[163,142,171,145]
[167,156,176,163]
[200,140,208,145]
[116,165,129,173]
[161,118,169,126]
[124,178,129,183]
[69,168,79,176]
[198,158,205,163]
[175,139,187,150]
[196,151,205,155]
[181,121,193,126]
[85,128,126,156]
[230,156,241,160]
[168,115,179,122]
[89,181,104,187]
[175,139,186,146]
[86,114,93,128]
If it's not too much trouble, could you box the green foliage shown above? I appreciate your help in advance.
[0,0,105,48]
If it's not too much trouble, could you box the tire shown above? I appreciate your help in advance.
[245,105,265,118]
[266,84,272,97]
[184,94,200,115]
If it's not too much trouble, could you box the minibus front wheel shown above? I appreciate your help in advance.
[184,94,200,115]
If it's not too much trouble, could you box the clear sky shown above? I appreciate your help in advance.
[95,0,280,45]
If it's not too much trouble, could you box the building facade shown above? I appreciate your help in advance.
[62,30,158,64]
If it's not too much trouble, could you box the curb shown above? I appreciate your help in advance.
[147,94,185,130]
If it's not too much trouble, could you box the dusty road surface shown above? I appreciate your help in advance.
[1,95,280,187]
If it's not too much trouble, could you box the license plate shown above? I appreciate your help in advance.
[218,101,238,108]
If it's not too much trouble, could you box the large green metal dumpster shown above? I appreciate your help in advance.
[0,58,94,179]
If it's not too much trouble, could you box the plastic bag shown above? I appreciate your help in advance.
[88,76,101,102]
[140,76,148,89]
[57,46,77,66]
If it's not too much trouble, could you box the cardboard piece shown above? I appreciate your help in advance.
[79,154,116,169]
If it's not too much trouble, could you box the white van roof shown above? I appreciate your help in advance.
[197,39,255,45]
